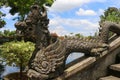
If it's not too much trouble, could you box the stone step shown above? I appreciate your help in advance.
[110,64,120,72]
[99,75,120,80]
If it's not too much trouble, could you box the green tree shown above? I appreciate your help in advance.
[3,30,16,37]
[0,0,54,21]
[0,0,7,28]
[0,11,6,28]
[0,64,4,78]
[99,7,120,37]
[0,41,35,80]
[100,7,120,23]
[0,57,4,78]
[0,30,16,37]
[75,33,84,38]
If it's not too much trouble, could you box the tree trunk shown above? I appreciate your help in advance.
[20,60,23,80]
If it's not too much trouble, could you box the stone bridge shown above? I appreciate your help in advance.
[54,35,120,80]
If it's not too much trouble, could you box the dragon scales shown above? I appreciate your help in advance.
[15,4,120,80]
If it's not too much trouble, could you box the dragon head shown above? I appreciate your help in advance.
[15,4,49,43]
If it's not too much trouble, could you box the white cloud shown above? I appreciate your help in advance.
[0,26,15,31]
[0,6,11,13]
[49,16,99,36]
[50,0,106,12]
[49,25,68,36]
[49,17,69,36]
[51,0,90,12]
[98,9,104,15]
[4,13,18,19]
[76,8,97,16]
[107,0,120,8]
[76,8,105,17]
[1,6,18,20]
[49,16,98,28]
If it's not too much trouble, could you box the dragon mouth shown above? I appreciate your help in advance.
[27,69,49,80]
[27,69,41,80]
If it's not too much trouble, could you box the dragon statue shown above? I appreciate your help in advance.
[15,4,120,80]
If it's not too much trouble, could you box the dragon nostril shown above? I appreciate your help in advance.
[29,28,33,31]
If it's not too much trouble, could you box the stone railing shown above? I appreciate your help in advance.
[54,35,120,80]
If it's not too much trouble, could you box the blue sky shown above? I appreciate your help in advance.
[1,0,120,74]
[1,0,120,36]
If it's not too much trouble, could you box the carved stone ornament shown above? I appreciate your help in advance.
[15,4,120,80]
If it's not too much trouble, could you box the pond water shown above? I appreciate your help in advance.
[1,53,84,78]
[66,52,84,64]
[1,65,19,78]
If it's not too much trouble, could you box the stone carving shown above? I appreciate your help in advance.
[15,4,120,80]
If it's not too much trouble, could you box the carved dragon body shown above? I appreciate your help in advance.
[15,4,120,80]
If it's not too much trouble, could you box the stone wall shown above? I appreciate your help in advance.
[67,47,120,80]
[54,36,120,80]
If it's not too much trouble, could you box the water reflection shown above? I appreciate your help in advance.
[66,53,84,64]
[1,65,19,78]
[1,53,84,78]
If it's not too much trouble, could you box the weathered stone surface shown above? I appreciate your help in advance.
[110,64,120,72]
[14,4,120,80]
[55,36,120,80]
[99,76,120,80]
[54,57,96,80]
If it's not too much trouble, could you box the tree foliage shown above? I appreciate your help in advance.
[0,11,6,28]
[0,64,4,75]
[0,0,54,21]
[0,0,7,28]
[99,7,120,37]
[0,41,34,67]
[0,0,54,30]
[0,30,16,37]
[0,40,35,80]
[100,7,120,23]
[75,33,84,38]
